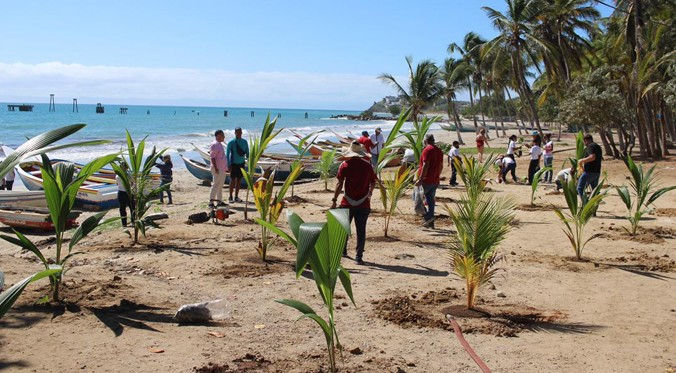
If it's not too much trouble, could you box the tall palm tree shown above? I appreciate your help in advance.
[482,0,551,133]
[441,57,470,144]
[449,32,487,133]
[379,56,443,121]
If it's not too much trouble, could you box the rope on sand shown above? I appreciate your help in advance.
[446,314,492,373]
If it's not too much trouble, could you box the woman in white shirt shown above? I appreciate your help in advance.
[543,133,554,183]
[527,139,543,185]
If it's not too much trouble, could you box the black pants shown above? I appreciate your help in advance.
[450,163,457,185]
[0,180,13,190]
[118,190,135,227]
[344,207,370,260]
[528,160,540,185]
[502,163,517,183]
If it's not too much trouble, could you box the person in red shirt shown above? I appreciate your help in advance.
[331,141,377,265]
[357,131,375,155]
[416,133,444,228]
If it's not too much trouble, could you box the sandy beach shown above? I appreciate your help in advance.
[1,127,675,372]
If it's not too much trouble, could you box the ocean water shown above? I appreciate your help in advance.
[0,103,403,166]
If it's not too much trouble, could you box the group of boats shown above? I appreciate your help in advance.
[181,130,402,184]
[0,146,160,230]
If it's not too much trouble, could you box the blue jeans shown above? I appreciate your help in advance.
[422,183,438,221]
[577,172,600,206]
[543,156,553,182]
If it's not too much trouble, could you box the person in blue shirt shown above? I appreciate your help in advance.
[226,127,249,203]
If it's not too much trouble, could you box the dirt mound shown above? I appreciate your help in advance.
[207,256,294,279]
[600,254,675,273]
[193,353,271,372]
[655,208,676,217]
[605,225,675,244]
[515,203,561,211]
[285,195,308,204]
[371,289,569,337]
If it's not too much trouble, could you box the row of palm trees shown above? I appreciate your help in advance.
[379,0,674,159]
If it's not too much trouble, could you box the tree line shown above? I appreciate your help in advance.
[378,0,674,159]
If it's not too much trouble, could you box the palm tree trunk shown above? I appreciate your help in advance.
[448,98,464,145]
[505,88,523,135]
[478,85,488,134]
[467,79,479,133]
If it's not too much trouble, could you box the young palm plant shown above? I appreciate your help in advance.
[378,166,414,237]
[315,149,338,191]
[445,192,514,310]
[257,209,354,373]
[553,177,606,260]
[616,155,676,235]
[0,123,109,314]
[242,114,283,219]
[1,154,118,302]
[453,154,496,201]
[252,163,304,261]
[112,131,168,244]
[530,166,552,205]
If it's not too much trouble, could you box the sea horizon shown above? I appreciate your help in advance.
[0,102,412,167]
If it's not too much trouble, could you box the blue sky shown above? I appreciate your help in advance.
[0,1,610,110]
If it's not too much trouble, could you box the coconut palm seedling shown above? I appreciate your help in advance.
[616,155,676,235]
[315,149,338,191]
[378,166,414,237]
[242,114,283,220]
[530,166,552,205]
[453,155,495,200]
[0,124,110,314]
[112,131,168,244]
[257,209,354,373]
[445,191,514,310]
[553,177,606,260]
[252,163,304,261]
[375,107,412,175]
[1,154,118,302]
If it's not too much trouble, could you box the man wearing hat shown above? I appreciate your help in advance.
[369,127,385,168]
[226,127,249,203]
[416,133,444,228]
[331,141,377,265]
[357,130,375,154]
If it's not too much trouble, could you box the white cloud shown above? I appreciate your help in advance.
[0,62,397,110]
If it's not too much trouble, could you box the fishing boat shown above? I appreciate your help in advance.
[0,206,80,230]
[181,155,213,181]
[16,161,120,211]
[0,190,48,209]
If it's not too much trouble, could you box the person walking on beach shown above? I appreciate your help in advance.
[576,134,603,207]
[209,130,228,207]
[417,134,443,228]
[447,140,460,187]
[369,127,385,168]
[527,138,543,185]
[331,141,376,265]
[543,133,554,183]
[0,168,14,190]
[154,154,173,204]
[116,163,134,227]
[357,131,375,154]
[227,127,249,203]
[476,128,490,162]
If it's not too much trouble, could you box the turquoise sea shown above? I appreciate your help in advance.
[0,103,399,166]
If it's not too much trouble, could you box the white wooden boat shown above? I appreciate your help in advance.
[0,190,48,209]
[0,206,80,230]
[16,161,120,211]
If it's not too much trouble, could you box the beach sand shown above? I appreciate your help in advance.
[1,127,675,372]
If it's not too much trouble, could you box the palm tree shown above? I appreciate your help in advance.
[449,32,487,133]
[482,0,551,133]
[441,57,470,144]
[379,56,443,121]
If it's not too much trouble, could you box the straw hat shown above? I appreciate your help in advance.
[342,141,367,158]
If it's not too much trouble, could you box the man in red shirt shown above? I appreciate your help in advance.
[331,141,377,264]
[357,130,375,155]
[416,133,444,228]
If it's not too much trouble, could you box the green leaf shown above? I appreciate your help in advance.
[0,268,62,318]
[616,186,632,210]
[286,210,305,239]
[254,218,297,247]
[295,223,325,278]
[69,211,108,251]
[647,186,676,206]
[0,231,49,269]
[337,266,356,307]
[0,124,86,180]
[276,298,317,315]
